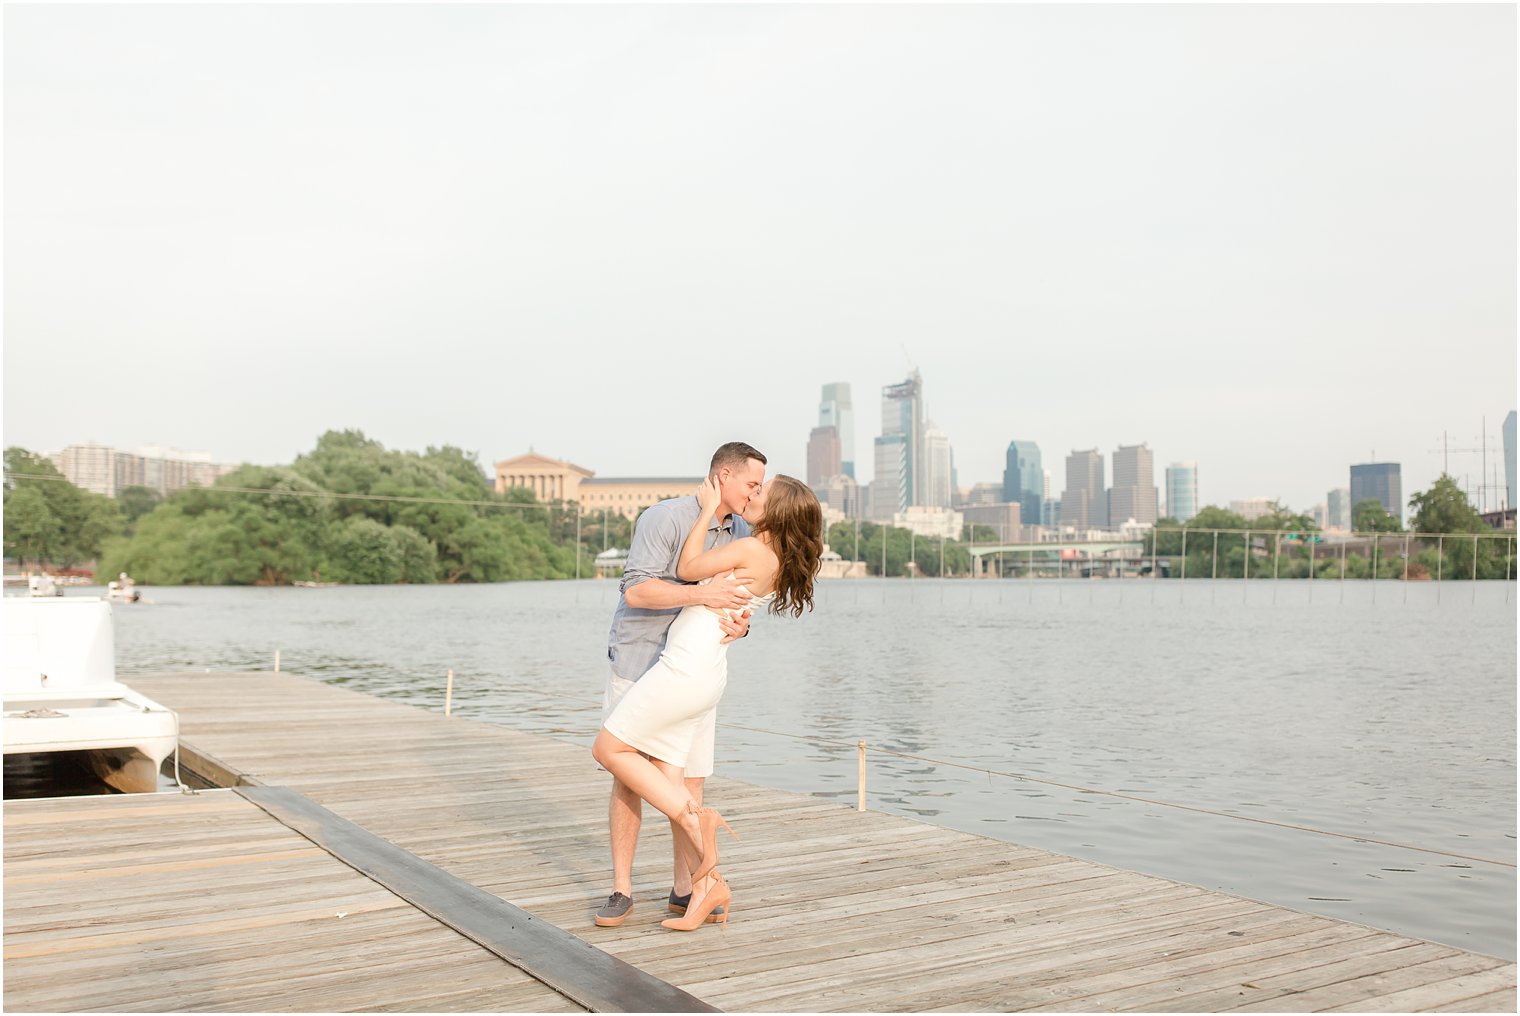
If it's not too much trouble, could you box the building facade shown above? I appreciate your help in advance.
[870,434,909,521]
[806,426,841,488]
[1230,497,1275,521]
[1108,443,1158,527]
[495,451,701,519]
[494,452,595,503]
[1164,461,1198,523]
[52,443,231,498]
[1060,448,1106,530]
[1349,462,1403,525]
[962,502,1022,542]
[1327,487,1352,531]
[813,473,862,520]
[892,506,963,540]
[959,482,1004,508]
[924,426,954,509]
[875,371,925,512]
[819,383,856,480]
[578,478,702,519]
[1002,440,1043,527]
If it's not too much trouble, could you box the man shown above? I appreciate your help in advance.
[593,441,766,928]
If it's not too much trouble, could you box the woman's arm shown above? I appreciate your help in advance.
[678,538,758,582]
[677,477,725,579]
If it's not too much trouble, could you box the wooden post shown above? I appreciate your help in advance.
[1403,535,1410,604]
[1211,530,1219,603]
[1437,534,1444,603]
[445,669,454,717]
[274,650,281,673]
[857,740,867,812]
[1472,535,1479,604]
[1371,533,1379,604]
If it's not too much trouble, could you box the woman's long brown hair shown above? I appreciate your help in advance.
[751,475,823,618]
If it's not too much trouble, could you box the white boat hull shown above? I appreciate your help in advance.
[3,598,178,794]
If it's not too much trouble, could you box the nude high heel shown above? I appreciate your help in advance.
[661,874,732,932]
[689,807,739,885]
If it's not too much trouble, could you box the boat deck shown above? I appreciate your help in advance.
[5,670,1515,1012]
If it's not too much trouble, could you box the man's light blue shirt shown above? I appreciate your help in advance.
[607,495,750,682]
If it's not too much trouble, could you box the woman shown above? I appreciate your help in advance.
[591,474,823,931]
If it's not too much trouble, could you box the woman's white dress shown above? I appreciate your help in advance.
[603,589,767,768]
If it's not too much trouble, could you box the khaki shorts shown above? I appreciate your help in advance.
[602,667,717,779]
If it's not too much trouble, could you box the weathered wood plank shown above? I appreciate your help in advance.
[3,792,585,1014]
[90,670,1514,1014]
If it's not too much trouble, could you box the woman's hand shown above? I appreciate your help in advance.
[696,476,722,513]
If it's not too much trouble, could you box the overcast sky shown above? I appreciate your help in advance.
[5,4,1515,514]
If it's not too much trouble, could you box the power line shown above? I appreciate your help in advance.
[3,471,564,513]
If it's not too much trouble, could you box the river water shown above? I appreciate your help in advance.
[100,577,1515,959]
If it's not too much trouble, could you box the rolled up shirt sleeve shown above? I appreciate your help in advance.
[619,506,683,596]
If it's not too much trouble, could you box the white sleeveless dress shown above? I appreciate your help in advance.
[603,583,770,768]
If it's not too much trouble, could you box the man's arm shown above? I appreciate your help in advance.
[621,506,751,611]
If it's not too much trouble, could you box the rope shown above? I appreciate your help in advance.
[716,721,1515,869]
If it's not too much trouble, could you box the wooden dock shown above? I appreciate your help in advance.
[5,671,1515,1012]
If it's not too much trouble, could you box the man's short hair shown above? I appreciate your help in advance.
[710,442,767,475]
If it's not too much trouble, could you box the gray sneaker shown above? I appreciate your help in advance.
[594,892,634,927]
[668,888,726,922]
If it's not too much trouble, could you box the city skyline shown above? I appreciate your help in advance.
[5,6,1513,516]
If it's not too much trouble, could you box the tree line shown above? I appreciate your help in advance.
[4,433,594,584]
[1143,481,1512,581]
[4,435,1512,583]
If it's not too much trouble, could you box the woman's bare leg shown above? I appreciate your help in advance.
[593,729,704,869]
[672,777,703,897]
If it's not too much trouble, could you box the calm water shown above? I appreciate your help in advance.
[91,578,1515,959]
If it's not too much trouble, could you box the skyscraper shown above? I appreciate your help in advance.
[814,473,861,520]
[924,425,954,509]
[1060,449,1106,530]
[1164,461,1198,523]
[819,383,856,480]
[874,370,924,513]
[1002,441,1043,526]
[1327,487,1352,531]
[1108,443,1159,527]
[870,434,908,520]
[1350,462,1403,525]
[806,426,841,488]
[1505,410,1516,510]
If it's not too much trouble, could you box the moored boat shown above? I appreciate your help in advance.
[3,597,177,793]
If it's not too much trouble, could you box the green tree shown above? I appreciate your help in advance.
[1408,475,1485,535]
[1353,498,1402,533]
[117,485,163,532]
[1405,476,1510,579]
[3,485,64,566]
[3,448,124,566]
[102,465,332,584]
[329,517,407,584]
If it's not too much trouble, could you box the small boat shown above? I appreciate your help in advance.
[27,574,62,597]
[292,580,340,588]
[3,597,178,793]
[107,573,141,603]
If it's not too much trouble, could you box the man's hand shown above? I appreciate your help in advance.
[696,572,753,611]
[718,609,752,644]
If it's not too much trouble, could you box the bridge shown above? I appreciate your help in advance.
[965,539,1147,577]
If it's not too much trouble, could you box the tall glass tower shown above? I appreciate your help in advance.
[875,371,924,510]
[1350,462,1403,525]
[819,383,855,480]
[1003,441,1043,526]
[1165,461,1198,523]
